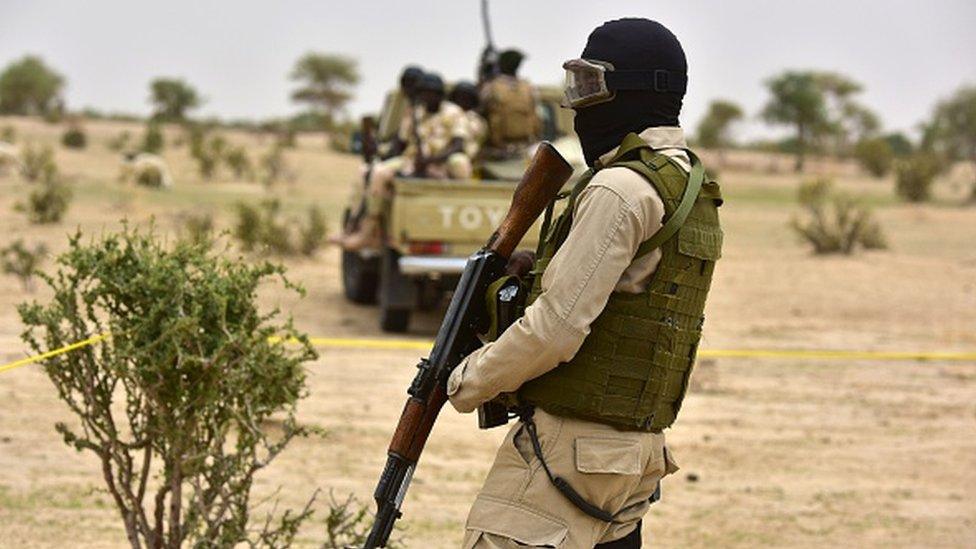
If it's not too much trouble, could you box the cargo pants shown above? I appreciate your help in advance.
[462,408,678,548]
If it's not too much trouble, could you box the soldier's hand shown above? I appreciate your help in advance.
[505,250,535,277]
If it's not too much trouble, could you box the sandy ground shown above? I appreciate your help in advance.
[0,117,974,548]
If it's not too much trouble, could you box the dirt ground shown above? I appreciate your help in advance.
[0,117,974,548]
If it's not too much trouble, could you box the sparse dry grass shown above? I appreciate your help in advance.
[0,116,974,548]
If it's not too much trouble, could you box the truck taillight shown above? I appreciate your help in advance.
[408,241,447,255]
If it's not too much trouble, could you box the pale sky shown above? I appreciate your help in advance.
[1,0,974,139]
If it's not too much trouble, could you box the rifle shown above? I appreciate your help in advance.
[477,0,499,84]
[363,142,573,548]
[408,100,429,177]
[360,115,378,164]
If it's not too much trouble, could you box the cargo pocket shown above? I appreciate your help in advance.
[663,446,680,477]
[463,496,568,548]
[574,437,642,475]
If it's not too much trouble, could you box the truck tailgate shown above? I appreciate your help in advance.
[390,179,554,255]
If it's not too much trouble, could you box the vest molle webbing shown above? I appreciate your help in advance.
[518,133,723,432]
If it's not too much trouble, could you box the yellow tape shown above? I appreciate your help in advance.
[2,334,974,375]
[0,333,112,374]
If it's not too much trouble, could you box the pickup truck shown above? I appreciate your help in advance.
[339,88,583,332]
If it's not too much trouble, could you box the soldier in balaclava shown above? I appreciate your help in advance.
[448,18,724,548]
[449,81,487,171]
[480,48,541,157]
[340,72,472,250]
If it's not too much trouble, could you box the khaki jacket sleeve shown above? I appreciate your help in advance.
[447,170,655,413]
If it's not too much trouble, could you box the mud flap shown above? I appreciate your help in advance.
[380,247,416,311]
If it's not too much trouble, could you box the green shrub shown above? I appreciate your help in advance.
[790,179,887,255]
[300,205,327,256]
[19,143,57,182]
[177,210,215,246]
[224,145,253,180]
[1,239,46,291]
[895,152,942,203]
[106,130,130,152]
[0,125,15,143]
[61,126,86,149]
[853,137,894,178]
[321,492,405,549]
[134,163,165,188]
[141,123,164,153]
[233,199,326,256]
[191,133,229,180]
[17,226,317,548]
[260,145,288,187]
[16,178,72,223]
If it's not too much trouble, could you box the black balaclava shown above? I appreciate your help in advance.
[449,81,479,111]
[573,18,687,165]
[400,65,425,100]
[498,49,525,76]
[416,73,445,113]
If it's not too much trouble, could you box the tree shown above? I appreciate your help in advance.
[696,100,744,161]
[149,78,201,121]
[0,55,65,116]
[920,85,976,202]
[762,70,878,171]
[762,71,830,172]
[289,53,359,130]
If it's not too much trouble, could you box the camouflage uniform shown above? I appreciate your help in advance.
[364,101,476,219]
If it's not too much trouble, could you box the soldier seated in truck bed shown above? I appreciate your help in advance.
[339,72,484,250]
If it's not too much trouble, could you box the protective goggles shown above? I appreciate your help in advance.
[562,58,688,108]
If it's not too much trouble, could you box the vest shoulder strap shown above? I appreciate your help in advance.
[608,144,706,259]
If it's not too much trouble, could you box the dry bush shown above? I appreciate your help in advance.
[17,226,318,548]
[20,142,57,182]
[225,145,254,180]
[260,145,289,187]
[1,239,46,291]
[790,179,887,254]
[1,124,16,142]
[233,199,327,256]
[106,130,131,152]
[177,210,215,246]
[895,152,942,203]
[300,206,327,257]
[853,137,894,178]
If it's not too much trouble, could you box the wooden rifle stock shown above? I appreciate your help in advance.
[363,141,572,549]
[487,142,574,257]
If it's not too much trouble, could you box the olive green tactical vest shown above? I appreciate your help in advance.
[518,133,724,432]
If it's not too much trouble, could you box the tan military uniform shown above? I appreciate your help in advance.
[448,127,691,548]
[480,74,541,152]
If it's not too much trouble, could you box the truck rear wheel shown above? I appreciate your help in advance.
[341,250,379,304]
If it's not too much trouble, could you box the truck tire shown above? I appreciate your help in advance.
[341,250,379,304]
